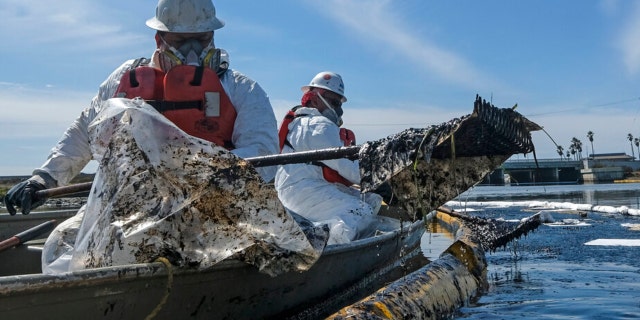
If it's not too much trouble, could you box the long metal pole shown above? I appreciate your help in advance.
[35,145,362,199]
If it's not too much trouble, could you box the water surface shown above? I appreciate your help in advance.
[450,183,640,319]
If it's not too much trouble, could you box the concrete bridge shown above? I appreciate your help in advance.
[481,157,640,185]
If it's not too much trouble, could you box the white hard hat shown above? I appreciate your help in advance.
[302,71,347,102]
[146,0,225,33]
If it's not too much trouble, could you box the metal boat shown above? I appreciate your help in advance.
[0,209,425,320]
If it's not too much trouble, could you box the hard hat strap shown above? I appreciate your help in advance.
[316,92,343,126]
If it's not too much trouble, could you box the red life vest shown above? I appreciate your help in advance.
[278,109,297,152]
[339,127,356,147]
[114,65,237,149]
[278,108,355,186]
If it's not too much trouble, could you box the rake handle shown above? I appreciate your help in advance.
[34,146,361,200]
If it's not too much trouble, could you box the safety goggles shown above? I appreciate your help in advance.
[159,32,214,49]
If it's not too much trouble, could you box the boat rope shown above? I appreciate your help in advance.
[145,257,174,320]
[412,127,435,220]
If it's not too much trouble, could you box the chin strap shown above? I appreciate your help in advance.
[316,92,343,126]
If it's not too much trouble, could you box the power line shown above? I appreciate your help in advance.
[526,97,640,117]
[349,123,434,127]
[347,97,640,127]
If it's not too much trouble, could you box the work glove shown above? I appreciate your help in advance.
[4,176,48,215]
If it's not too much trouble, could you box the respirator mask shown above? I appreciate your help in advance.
[156,35,221,72]
[316,92,344,126]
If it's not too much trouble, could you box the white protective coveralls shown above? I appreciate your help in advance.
[34,50,278,186]
[275,107,382,245]
[38,51,280,273]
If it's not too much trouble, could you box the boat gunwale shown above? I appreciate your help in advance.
[0,209,78,223]
[0,218,424,296]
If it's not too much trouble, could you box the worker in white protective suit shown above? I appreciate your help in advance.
[4,0,279,216]
[2,0,280,273]
[275,71,383,245]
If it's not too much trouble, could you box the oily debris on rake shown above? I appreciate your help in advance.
[359,95,541,219]
[442,208,544,251]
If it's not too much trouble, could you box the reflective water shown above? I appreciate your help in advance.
[421,219,456,261]
[455,183,640,209]
[451,183,640,319]
[4,183,640,318]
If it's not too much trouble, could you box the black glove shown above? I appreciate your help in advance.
[4,179,47,215]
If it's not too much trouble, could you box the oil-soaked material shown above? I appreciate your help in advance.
[68,98,328,276]
[440,208,547,252]
[327,214,488,319]
[359,95,540,218]
[326,209,545,319]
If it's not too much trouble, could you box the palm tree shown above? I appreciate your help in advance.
[571,137,583,160]
[628,133,635,159]
[635,138,640,160]
[556,145,564,160]
[586,131,595,158]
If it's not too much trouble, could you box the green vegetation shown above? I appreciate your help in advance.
[0,180,20,200]
[0,186,8,200]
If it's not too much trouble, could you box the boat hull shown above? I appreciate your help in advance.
[0,213,424,320]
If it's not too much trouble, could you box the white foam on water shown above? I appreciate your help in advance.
[446,200,640,216]
[544,221,592,227]
[584,239,640,246]
[621,223,640,231]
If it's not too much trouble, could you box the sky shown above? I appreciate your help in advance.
[1,0,640,176]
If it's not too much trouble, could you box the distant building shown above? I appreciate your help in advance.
[588,153,634,161]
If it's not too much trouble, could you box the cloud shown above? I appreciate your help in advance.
[525,105,640,159]
[0,81,96,175]
[0,82,94,138]
[308,0,503,92]
[0,1,147,54]
[616,2,640,74]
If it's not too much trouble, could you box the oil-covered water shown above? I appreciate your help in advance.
[451,183,640,319]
